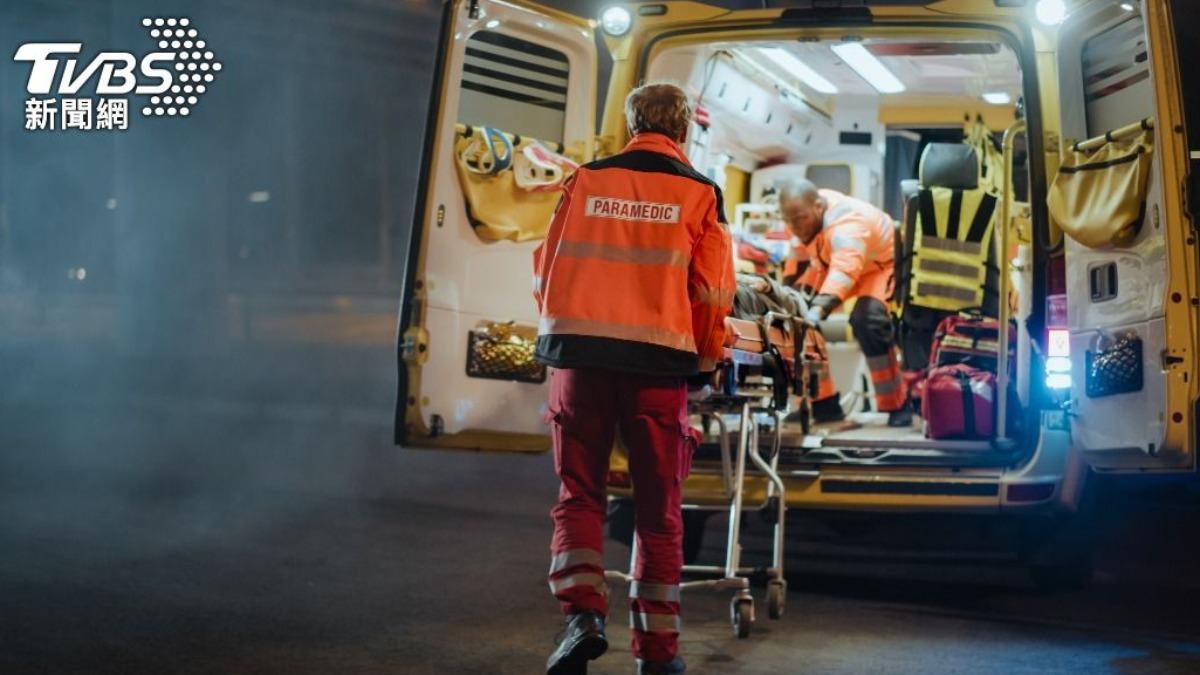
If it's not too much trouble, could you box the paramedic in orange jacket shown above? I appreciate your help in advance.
[533,83,735,675]
[780,178,911,428]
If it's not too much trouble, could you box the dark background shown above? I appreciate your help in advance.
[0,3,449,669]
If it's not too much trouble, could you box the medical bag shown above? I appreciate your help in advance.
[929,311,1015,372]
[922,364,996,440]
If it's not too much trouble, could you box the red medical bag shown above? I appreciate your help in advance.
[922,364,995,440]
[929,312,1015,372]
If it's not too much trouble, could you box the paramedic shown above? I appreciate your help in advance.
[780,179,912,427]
[533,83,735,675]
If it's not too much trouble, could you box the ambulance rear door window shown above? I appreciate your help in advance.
[1082,14,1152,135]
[458,30,569,144]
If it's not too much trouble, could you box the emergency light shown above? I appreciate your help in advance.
[1035,0,1067,26]
[600,7,632,36]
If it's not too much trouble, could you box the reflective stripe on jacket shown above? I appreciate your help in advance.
[532,133,735,376]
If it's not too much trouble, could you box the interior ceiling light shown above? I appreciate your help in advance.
[757,47,838,94]
[982,92,1012,105]
[1120,2,1135,10]
[1034,0,1068,26]
[830,42,905,94]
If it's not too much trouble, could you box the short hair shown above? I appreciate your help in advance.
[777,177,820,204]
[625,83,691,141]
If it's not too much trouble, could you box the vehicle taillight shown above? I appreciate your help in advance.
[1045,294,1071,391]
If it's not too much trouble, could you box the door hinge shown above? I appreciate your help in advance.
[468,0,481,20]
[401,334,418,362]
[402,326,430,365]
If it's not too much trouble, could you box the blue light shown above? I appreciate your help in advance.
[1046,356,1071,374]
[1046,373,1072,390]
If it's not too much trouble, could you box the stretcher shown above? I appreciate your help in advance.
[606,311,818,639]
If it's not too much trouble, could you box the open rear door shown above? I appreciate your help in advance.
[1052,0,1197,471]
[394,0,597,451]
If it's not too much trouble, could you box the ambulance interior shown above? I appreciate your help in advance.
[645,36,1031,461]
[423,1,1170,471]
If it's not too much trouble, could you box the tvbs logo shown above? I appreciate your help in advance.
[13,17,221,131]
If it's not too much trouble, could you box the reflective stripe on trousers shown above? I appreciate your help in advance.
[849,297,907,412]
[546,367,687,664]
[548,572,609,599]
[866,352,906,411]
[630,580,681,603]
[631,611,681,633]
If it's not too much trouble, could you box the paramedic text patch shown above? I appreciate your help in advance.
[585,196,681,223]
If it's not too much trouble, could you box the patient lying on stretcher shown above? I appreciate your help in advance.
[701,274,831,430]
[731,273,809,321]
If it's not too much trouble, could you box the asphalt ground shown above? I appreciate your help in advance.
[2,401,1200,675]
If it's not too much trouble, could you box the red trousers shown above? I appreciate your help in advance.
[546,367,693,664]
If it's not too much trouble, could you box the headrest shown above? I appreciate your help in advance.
[900,178,920,201]
[919,143,979,190]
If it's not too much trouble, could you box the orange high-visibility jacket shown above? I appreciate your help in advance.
[533,133,735,375]
[799,189,896,315]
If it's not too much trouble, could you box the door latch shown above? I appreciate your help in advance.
[1162,350,1185,369]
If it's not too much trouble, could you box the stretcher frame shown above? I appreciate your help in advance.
[605,312,806,639]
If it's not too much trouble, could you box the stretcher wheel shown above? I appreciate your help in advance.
[731,596,754,638]
[767,579,786,620]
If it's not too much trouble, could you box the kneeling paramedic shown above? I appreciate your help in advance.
[532,83,735,675]
[780,179,911,427]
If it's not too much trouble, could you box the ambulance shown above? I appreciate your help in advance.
[393,0,1197,589]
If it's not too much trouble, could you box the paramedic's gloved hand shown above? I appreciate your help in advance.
[804,307,826,326]
[806,293,839,327]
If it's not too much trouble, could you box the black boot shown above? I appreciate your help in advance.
[547,612,608,675]
[887,406,914,428]
[637,656,686,674]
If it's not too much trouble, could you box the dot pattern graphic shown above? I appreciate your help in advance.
[140,17,221,118]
